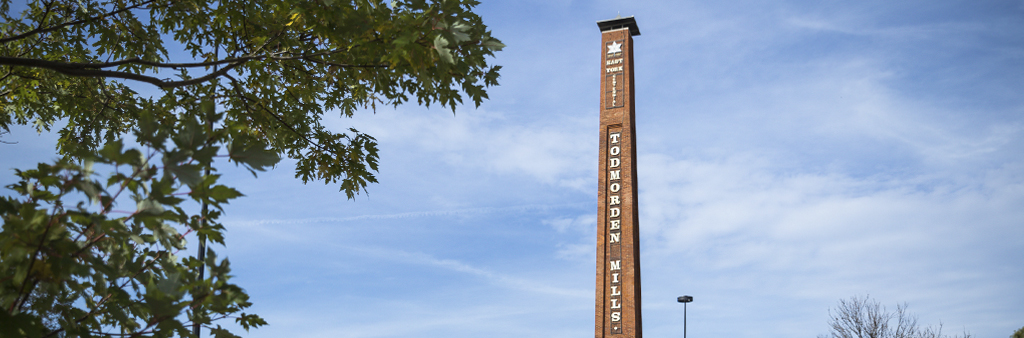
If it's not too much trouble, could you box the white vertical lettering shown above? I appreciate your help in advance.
[607,128,626,330]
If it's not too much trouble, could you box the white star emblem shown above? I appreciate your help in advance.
[607,41,622,54]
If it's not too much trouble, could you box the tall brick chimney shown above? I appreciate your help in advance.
[595,16,642,338]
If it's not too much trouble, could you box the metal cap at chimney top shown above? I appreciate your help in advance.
[597,16,640,36]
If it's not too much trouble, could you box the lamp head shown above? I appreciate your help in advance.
[677,295,693,303]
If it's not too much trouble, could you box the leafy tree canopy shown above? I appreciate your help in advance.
[0,0,503,197]
[1,114,267,338]
[0,0,502,337]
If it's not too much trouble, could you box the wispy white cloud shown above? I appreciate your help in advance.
[543,214,597,260]
[784,15,992,41]
[335,108,596,191]
[635,151,1024,336]
[233,202,587,227]
[255,300,589,338]
[348,246,590,298]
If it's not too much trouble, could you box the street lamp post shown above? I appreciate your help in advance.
[677,295,693,338]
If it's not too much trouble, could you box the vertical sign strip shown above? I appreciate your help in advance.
[607,126,624,334]
[605,40,625,110]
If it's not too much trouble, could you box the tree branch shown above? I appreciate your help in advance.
[11,178,73,312]
[227,78,327,153]
[0,0,157,44]
[35,0,57,35]
[0,56,245,88]
[76,56,262,69]
[0,53,385,88]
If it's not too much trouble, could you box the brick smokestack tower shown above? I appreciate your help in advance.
[595,16,642,338]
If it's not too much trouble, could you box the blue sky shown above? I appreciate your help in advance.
[3,0,1024,337]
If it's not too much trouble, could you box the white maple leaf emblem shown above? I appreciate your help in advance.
[607,41,622,54]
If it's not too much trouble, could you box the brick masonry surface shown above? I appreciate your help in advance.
[595,22,642,338]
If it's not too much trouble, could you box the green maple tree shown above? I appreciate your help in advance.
[0,0,503,336]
